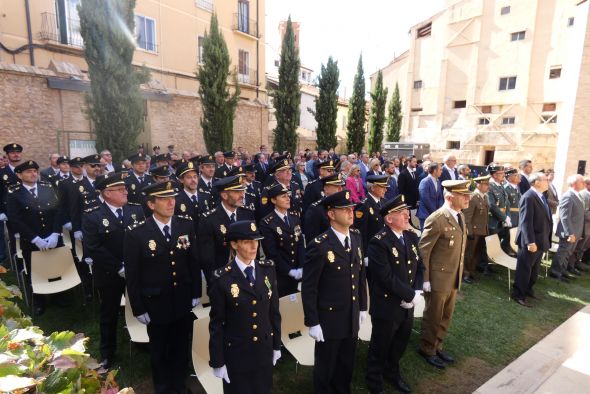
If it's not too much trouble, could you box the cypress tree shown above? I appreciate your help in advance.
[346,54,366,154]
[386,82,402,142]
[272,16,300,156]
[197,14,240,153]
[78,0,150,163]
[314,56,340,151]
[368,70,388,154]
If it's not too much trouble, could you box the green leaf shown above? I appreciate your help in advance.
[0,363,25,377]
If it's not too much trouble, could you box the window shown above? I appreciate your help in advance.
[63,0,83,47]
[453,100,466,109]
[447,141,460,150]
[541,115,557,124]
[410,107,423,112]
[417,23,432,38]
[568,17,575,27]
[195,0,214,12]
[238,49,249,83]
[478,117,490,125]
[238,0,250,34]
[502,117,515,125]
[413,80,423,89]
[499,76,517,90]
[136,15,156,52]
[549,67,561,79]
[480,105,492,113]
[198,36,205,64]
[511,31,526,41]
[542,103,556,112]
[500,6,511,15]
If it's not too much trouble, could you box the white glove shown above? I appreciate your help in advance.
[14,233,20,239]
[46,233,59,249]
[359,311,367,326]
[423,281,431,292]
[0,213,7,221]
[411,290,423,305]
[400,300,414,309]
[213,365,230,383]
[308,324,325,342]
[296,268,303,280]
[32,236,49,251]
[117,266,125,278]
[74,231,83,240]
[272,350,281,366]
[136,313,150,325]
[504,217,512,228]
[288,269,298,279]
[192,298,200,307]
[63,222,73,231]
[84,257,93,265]
[363,257,369,267]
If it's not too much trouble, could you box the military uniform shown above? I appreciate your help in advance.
[463,181,490,279]
[503,180,521,254]
[487,179,509,235]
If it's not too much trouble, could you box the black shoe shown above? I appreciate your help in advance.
[418,350,446,369]
[526,291,540,300]
[512,298,532,308]
[570,268,583,276]
[393,377,411,393]
[436,350,455,363]
[563,272,578,280]
[463,276,474,284]
[575,265,588,272]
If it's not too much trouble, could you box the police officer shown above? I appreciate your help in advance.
[70,154,103,239]
[174,160,208,231]
[125,153,153,205]
[150,165,171,183]
[503,168,521,256]
[243,164,261,213]
[82,173,145,368]
[303,174,345,242]
[302,190,368,393]
[259,183,305,296]
[366,195,423,394]
[259,158,302,220]
[197,154,218,209]
[214,151,236,179]
[302,159,336,211]
[0,144,23,221]
[124,181,201,394]
[198,176,255,281]
[227,166,259,212]
[354,174,389,253]
[6,160,63,315]
[45,156,70,186]
[209,220,282,393]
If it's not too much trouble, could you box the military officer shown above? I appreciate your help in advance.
[6,160,63,315]
[259,183,305,296]
[302,190,368,393]
[366,195,423,394]
[70,154,103,238]
[258,158,302,220]
[174,160,208,231]
[82,173,145,368]
[462,175,490,283]
[214,151,237,179]
[303,174,345,242]
[124,181,201,394]
[503,168,521,256]
[209,220,282,393]
[354,174,389,253]
[125,153,153,205]
[419,180,470,369]
[198,175,255,282]
[302,160,336,211]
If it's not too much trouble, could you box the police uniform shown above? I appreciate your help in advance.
[125,153,153,205]
[82,173,145,365]
[124,181,201,394]
[209,221,281,394]
[354,175,389,253]
[0,144,24,259]
[302,160,336,212]
[197,155,219,210]
[174,161,207,231]
[366,195,423,394]
[70,155,103,234]
[463,176,490,281]
[214,151,237,179]
[258,159,302,220]
[303,174,346,243]
[301,191,368,393]
[259,184,305,296]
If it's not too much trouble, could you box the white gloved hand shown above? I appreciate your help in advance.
[359,311,367,326]
[213,365,230,383]
[295,268,303,280]
[288,269,298,279]
[63,222,73,231]
[117,266,125,278]
[0,213,7,221]
[411,290,423,305]
[84,257,93,265]
[504,217,512,228]
[74,231,83,241]
[46,233,59,249]
[308,324,325,342]
[423,281,431,292]
[272,350,282,366]
[136,313,150,325]
[400,300,414,309]
[14,233,20,239]
[363,257,369,267]
[192,298,200,307]
[32,236,49,251]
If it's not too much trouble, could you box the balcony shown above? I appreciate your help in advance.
[237,67,259,86]
[39,12,83,48]
[232,13,258,38]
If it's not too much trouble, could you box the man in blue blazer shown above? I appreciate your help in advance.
[417,162,444,230]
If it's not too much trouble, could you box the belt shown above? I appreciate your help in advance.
[499,208,506,212]
[509,208,519,212]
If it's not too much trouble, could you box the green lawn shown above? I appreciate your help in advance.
[10,259,590,394]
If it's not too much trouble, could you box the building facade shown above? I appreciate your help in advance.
[372,0,580,169]
[0,0,268,161]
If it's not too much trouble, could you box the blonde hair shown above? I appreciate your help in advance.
[349,164,361,177]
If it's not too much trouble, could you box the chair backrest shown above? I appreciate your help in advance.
[279,293,306,338]
[485,235,503,259]
[509,227,518,250]
[30,246,81,294]
[123,292,149,343]
[192,316,211,376]
[200,275,210,306]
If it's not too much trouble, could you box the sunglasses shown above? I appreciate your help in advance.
[89,164,101,168]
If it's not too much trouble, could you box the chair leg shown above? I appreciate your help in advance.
[507,268,511,300]
[19,269,29,308]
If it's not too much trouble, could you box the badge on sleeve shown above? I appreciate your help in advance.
[131,184,136,190]
[180,204,186,212]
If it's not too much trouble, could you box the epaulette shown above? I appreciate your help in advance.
[213,263,232,279]
[127,220,146,231]
[263,213,275,225]
[314,232,329,244]
[257,258,275,267]
[374,229,388,240]
[241,205,255,212]
[176,214,193,221]
[38,181,53,187]
[350,228,361,235]
[84,205,100,213]
[127,202,141,206]
[7,184,21,193]
[202,207,217,218]
[311,198,324,207]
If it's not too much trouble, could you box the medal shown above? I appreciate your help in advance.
[230,284,239,298]
[265,276,272,298]
[327,250,335,263]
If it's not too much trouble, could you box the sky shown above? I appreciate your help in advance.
[265,0,444,99]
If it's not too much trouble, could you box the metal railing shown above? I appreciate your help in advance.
[39,12,84,48]
[232,13,258,38]
[237,67,258,86]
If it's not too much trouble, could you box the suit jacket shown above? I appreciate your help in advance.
[440,166,459,182]
[580,190,590,237]
[397,168,420,209]
[124,215,201,324]
[546,183,559,214]
[556,189,585,239]
[419,207,467,292]
[519,174,531,194]
[417,176,444,220]
[462,190,489,236]
[384,176,399,201]
[302,228,367,340]
[516,189,552,251]
[255,162,269,184]
[345,176,366,203]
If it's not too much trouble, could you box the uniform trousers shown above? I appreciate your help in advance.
[465,235,485,276]
[96,276,125,359]
[513,248,543,300]
[223,367,273,394]
[420,289,457,356]
[314,337,357,394]
[146,314,192,394]
[366,316,413,392]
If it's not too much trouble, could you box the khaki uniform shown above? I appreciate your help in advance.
[463,190,489,275]
[419,207,467,356]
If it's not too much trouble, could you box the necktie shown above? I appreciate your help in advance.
[207,181,212,190]
[244,265,255,286]
[284,215,289,227]
[344,236,350,252]
[191,195,198,204]
[116,208,123,222]
[30,187,37,198]
[163,224,171,243]
[399,234,405,246]
[457,214,464,231]
[139,176,144,185]
[542,195,551,217]
[230,212,236,223]
[411,171,415,180]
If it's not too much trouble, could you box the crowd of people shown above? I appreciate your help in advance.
[0,141,588,394]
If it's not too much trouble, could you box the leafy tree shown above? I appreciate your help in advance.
[197,13,240,153]
[314,57,339,150]
[78,0,150,162]
[386,82,402,142]
[346,54,366,154]
[368,70,388,154]
[272,16,300,156]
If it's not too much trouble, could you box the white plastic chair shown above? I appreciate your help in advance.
[486,235,516,297]
[192,275,210,319]
[123,292,149,343]
[279,293,315,367]
[191,316,224,393]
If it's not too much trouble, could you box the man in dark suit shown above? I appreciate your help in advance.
[303,174,345,242]
[254,153,270,184]
[125,153,153,205]
[518,159,533,194]
[302,191,368,393]
[82,173,145,368]
[546,169,559,215]
[512,172,552,306]
[39,153,60,183]
[124,181,201,394]
[365,195,423,394]
[100,150,122,174]
[302,160,336,212]
[440,154,459,182]
[417,162,444,230]
[397,155,420,213]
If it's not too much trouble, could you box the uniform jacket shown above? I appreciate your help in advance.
[463,190,489,237]
[302,178,323,211]
[124,173,153,205]
[397,169,420,209]
[419,207,467,292]
[214,163,234,179]
[487,181,509,233]
[124,215,201,324]
[516,189,552,251]
[302,228,367,340]
[0,166,20,215]
[56,177,79,225]
[244,181,261,213]
[70,177,101,232]
[354,194,384,252]
[417,176,444,220]
[40,167,59,184]
[556,189,585,239]
[303,199,329,242]
[197,177,218,211]
[504,183,521,226]
[258,181,302,220]
[174,189,208,232]
[208,259,281,372]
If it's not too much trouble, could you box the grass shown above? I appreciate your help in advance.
[8,259,590,394]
